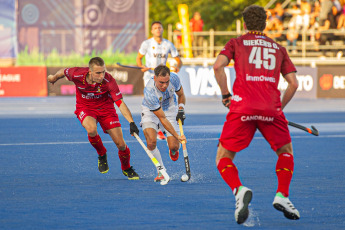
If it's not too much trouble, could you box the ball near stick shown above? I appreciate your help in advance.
[181,174,189,182]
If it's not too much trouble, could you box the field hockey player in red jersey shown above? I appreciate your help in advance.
[47,57,140,180]
[213,5,300,224]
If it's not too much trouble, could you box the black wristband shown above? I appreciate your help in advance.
[222,93,232,99]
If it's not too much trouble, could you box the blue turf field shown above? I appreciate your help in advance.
[1,109,345,229]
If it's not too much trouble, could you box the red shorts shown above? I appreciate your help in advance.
[219,112,291,152]
[75,107,121,134]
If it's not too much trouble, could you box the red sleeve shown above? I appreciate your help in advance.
[64,67,78,81]
[219,39,235,62]
[280,46,297,76]
[106,73,123,102]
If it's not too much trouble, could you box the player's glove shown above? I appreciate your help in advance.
[222,93,232,108]
[130,122,139,135]
[176,109,186,125]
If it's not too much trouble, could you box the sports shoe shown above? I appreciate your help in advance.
[234,186,252,224]
[154,172,164,182]
[98,154,109,174]
[169,149,179,161]
[273,192,300,220]
[157,130,166,140]
[122,166,140,180]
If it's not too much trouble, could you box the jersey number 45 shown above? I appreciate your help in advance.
[249,47,276,70]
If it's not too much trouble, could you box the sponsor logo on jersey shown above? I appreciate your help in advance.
[241,115,274,122]
[246,74,276,83]
[82,93,102,99]
[74,75,83,78]
[231,95,242,102]
[153,53,167,58]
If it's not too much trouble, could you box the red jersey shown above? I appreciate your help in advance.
[64,67,122,109]
[219,32,296,116]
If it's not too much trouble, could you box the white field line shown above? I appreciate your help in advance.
[1,134,345,146]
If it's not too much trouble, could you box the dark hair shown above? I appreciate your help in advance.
[242,5,267,31]
[151,21,163,28]
[89,57,105,69]
[154,64,170,77]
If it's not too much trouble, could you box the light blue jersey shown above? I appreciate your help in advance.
[139,38,179,69]
[142,72,181,112]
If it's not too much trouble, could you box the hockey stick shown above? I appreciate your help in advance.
[116,62,143,69]
[288,121,319,136]
[178,119,191,182]
[133,133,170,185]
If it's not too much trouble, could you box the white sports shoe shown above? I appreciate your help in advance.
[273,192,300,220]
[234,186,252,224]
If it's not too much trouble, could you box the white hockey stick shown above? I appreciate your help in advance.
[133,133,170,185]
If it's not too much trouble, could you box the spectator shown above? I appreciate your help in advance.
[300,0,312,29]
[173,22,183,49]
[287,22,299,54]
[336,4,345,29]
[190,12,204,57]
[316,10,337,55]
[265,12,285,42]
[319,0,333,21]
[273,3,285,23]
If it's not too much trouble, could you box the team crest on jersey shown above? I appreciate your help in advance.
[159,97,162,102]
[152,46,155,50]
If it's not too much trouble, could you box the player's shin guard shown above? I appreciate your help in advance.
[118,145,131,170]
[276,153,294,197]
[217,157,242,193]
[88,134,107,156]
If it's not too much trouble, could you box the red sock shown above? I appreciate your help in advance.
[88,134,107,156]
[217,157,242,192]
[276,153,294,197]
[118,145,131,170]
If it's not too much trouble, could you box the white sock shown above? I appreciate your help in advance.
[151,147,165,171]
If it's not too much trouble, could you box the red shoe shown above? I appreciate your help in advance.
[157,130,166,140]
[169,149,179,161]
[154,172,164,182]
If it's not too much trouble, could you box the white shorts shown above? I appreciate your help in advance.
[143,71,154,86]
[140,105,179,137]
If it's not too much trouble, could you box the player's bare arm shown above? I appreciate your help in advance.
[153,108,186,143]
[176,86,186,106]
[47,68,65,84]
[116,99,139,135]
[136,52,150,72]
[172,56,183,73]
[213,55,231,107]
[281,72,298,110]
[176,86,186,124]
